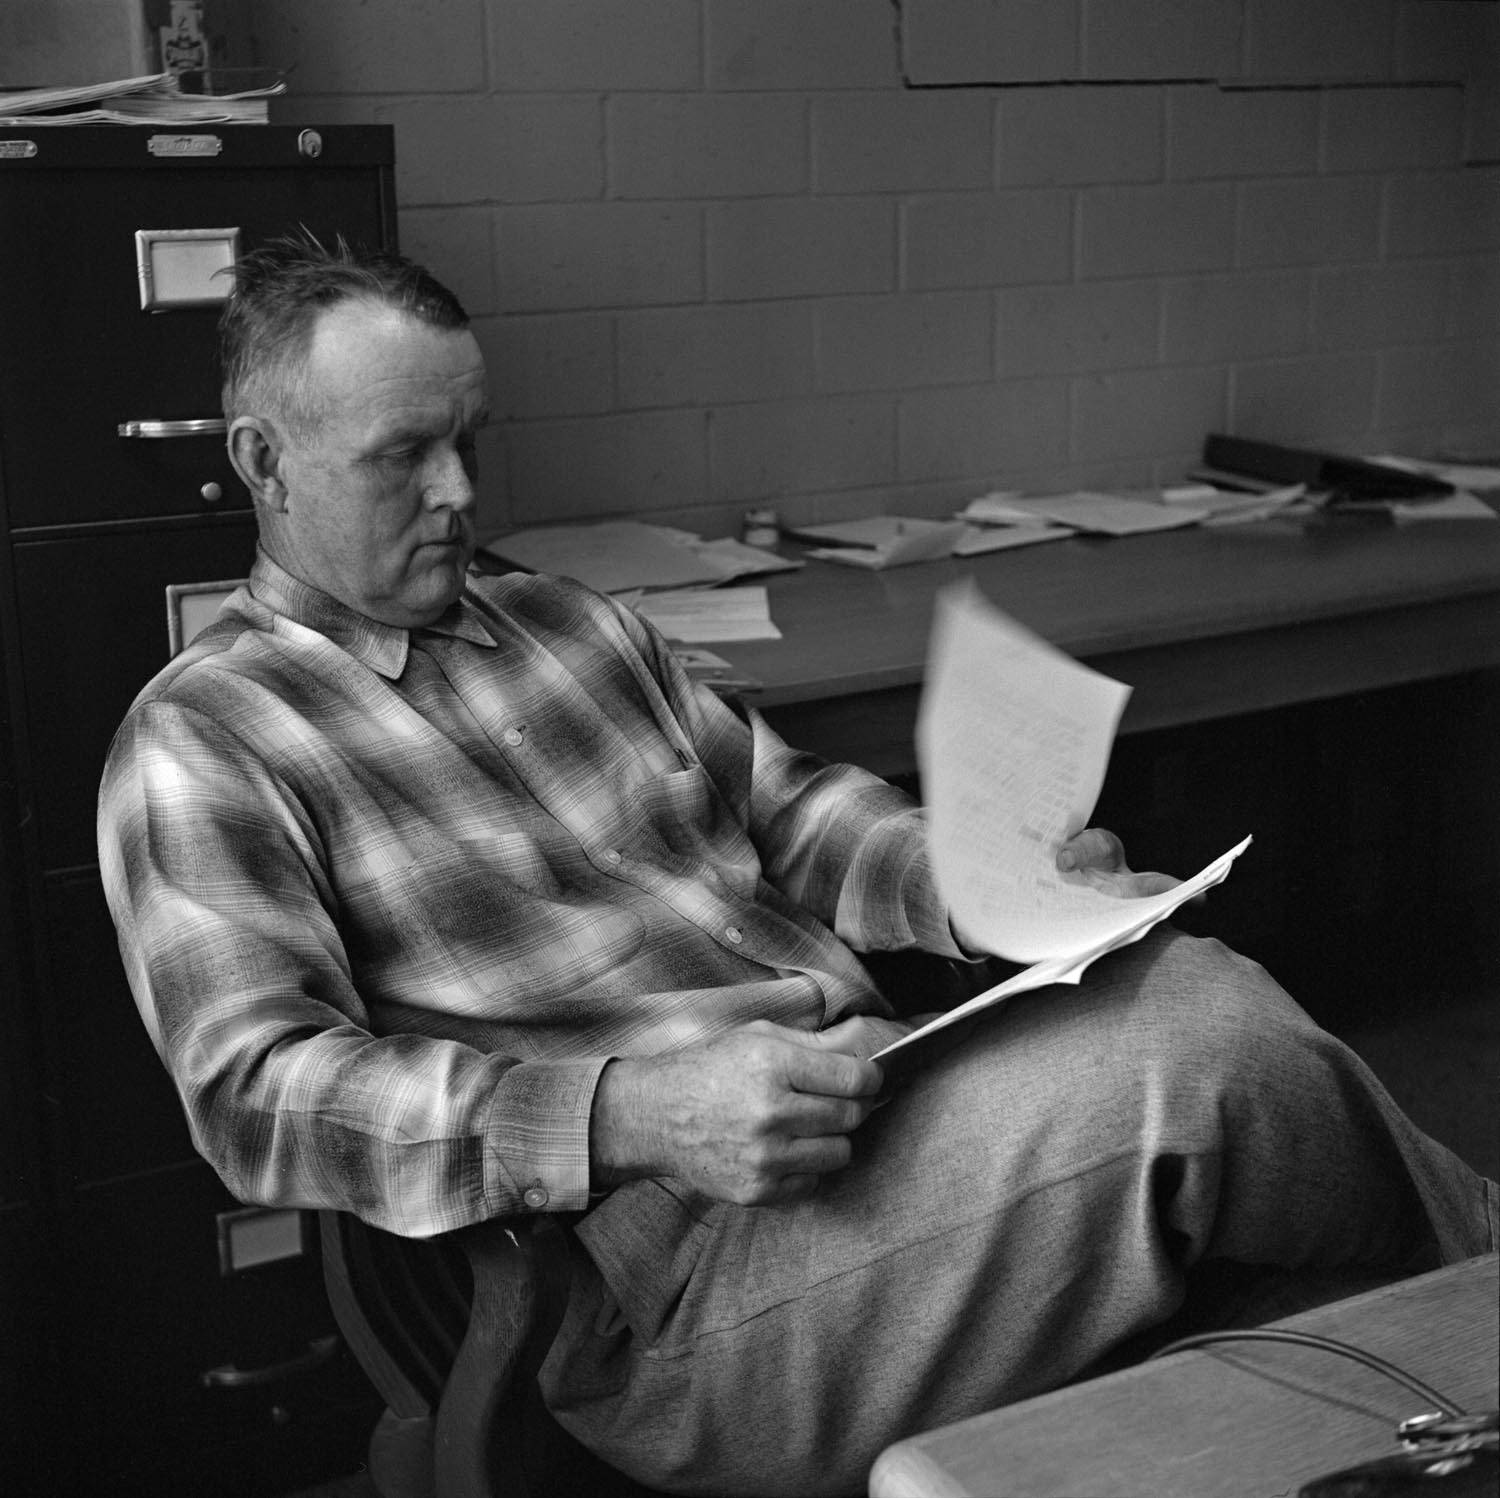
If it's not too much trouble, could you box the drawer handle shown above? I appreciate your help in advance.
[117,418,228,439]
[199,1333,339,1390]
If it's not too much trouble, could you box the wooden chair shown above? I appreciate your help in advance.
[319,1210,651,1498]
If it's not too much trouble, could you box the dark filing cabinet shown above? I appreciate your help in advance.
[0,125,396,1496]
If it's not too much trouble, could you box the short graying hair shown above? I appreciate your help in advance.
[219,231,469,437]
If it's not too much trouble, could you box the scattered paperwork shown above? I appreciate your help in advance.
[481,521,802,594]
[1005,491,1209,535]
[633,585,780,642]
[482,522,722,593]
[1385,493,1497,523]
[956,491,1051,527]
[673,534,804,581]
[954,491,1075,551]
[788,516,969,569]
[1371,457,1500,515]
[873,582,1250,1075]
[1163,482,1310,526]
[953,523,1073,555]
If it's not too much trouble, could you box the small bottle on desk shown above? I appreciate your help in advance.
[741,507,780,548]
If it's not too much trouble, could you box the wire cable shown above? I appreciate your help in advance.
[1146,1328,1468,1416]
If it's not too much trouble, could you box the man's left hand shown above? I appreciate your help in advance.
[1055,827,1181,900]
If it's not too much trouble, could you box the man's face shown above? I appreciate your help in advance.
[272,299,489,629]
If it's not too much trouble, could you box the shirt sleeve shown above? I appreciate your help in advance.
[98,697,605,1237]
[609,601,967,961]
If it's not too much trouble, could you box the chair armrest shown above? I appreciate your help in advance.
[433,1215,574,1498]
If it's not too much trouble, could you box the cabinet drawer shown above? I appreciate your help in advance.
[12,519,258,868]
[0,128,392,529]
[57,1166,377,1497]
[0,1200,53,1495]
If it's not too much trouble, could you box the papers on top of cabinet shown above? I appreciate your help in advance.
[873,582,1250,1075]
[0,71,284,126]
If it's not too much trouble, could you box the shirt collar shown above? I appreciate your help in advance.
[248,548,497,680]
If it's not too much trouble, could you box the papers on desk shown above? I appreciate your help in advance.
[1374,456,1500,493]
[953,523,1074,555]
[1368,457,1500,521]
[633,586,781,642]
[1161,482,1310,526]
[787,516,969,569]
[479,521,802,595]
[1002,491,1210,535]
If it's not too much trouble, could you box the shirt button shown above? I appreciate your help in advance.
[523,1182,549,1209]
[503,727,525,747]
[603,849,622,866]
[725,926,744,944]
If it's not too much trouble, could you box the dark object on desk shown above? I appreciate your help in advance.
[1299,1445,1498,1497]
[1202,434,1455,507]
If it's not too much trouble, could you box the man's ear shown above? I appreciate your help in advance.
[228,416,289,513]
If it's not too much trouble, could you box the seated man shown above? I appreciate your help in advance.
[98,236,1496,1498]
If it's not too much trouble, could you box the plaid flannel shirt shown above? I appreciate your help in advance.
[98,551,961,1235]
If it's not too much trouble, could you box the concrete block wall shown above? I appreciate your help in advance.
[256,0,1497,539]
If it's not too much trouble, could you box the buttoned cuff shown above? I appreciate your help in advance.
[484,1054,614,1216]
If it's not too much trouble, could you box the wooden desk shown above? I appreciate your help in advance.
[721,515,1500,778]
[869,1253,1499,1498]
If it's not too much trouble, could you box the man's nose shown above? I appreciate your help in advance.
[425,446,477,511]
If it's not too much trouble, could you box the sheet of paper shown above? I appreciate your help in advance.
[956,491,1057,526]
[1012,491,1209,535]
[480,522,724,594]
[873,581,1252,1074]
[872,836,1249,1074]
[917,581,1132,961]
[685,536,805,580]
[1195,484,1310,526]
[952,522,1073,555]
[917,582,1249,962]
[1389,493,1497,523]
[799,516,968,569]
[633,586,781,642]
[1372,455,1500,494]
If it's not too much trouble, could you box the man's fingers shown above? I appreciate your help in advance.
[777,1089,875,1140]
[779,1037,884,1099]
[1058,826,1125,872]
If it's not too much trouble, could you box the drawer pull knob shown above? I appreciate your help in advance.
[117,418,228,439]
[200,481,223,503]
[199,1333,339,1390]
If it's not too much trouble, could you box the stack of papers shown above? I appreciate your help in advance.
[0,72,284,126]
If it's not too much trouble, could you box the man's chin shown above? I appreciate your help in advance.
[390,557,471,628]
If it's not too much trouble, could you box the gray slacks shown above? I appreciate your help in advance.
[543,929,1499,1497]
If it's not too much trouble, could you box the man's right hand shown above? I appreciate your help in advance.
[589,1020,886,1206]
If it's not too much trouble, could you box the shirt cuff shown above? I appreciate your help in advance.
[484,1054,614,1216]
